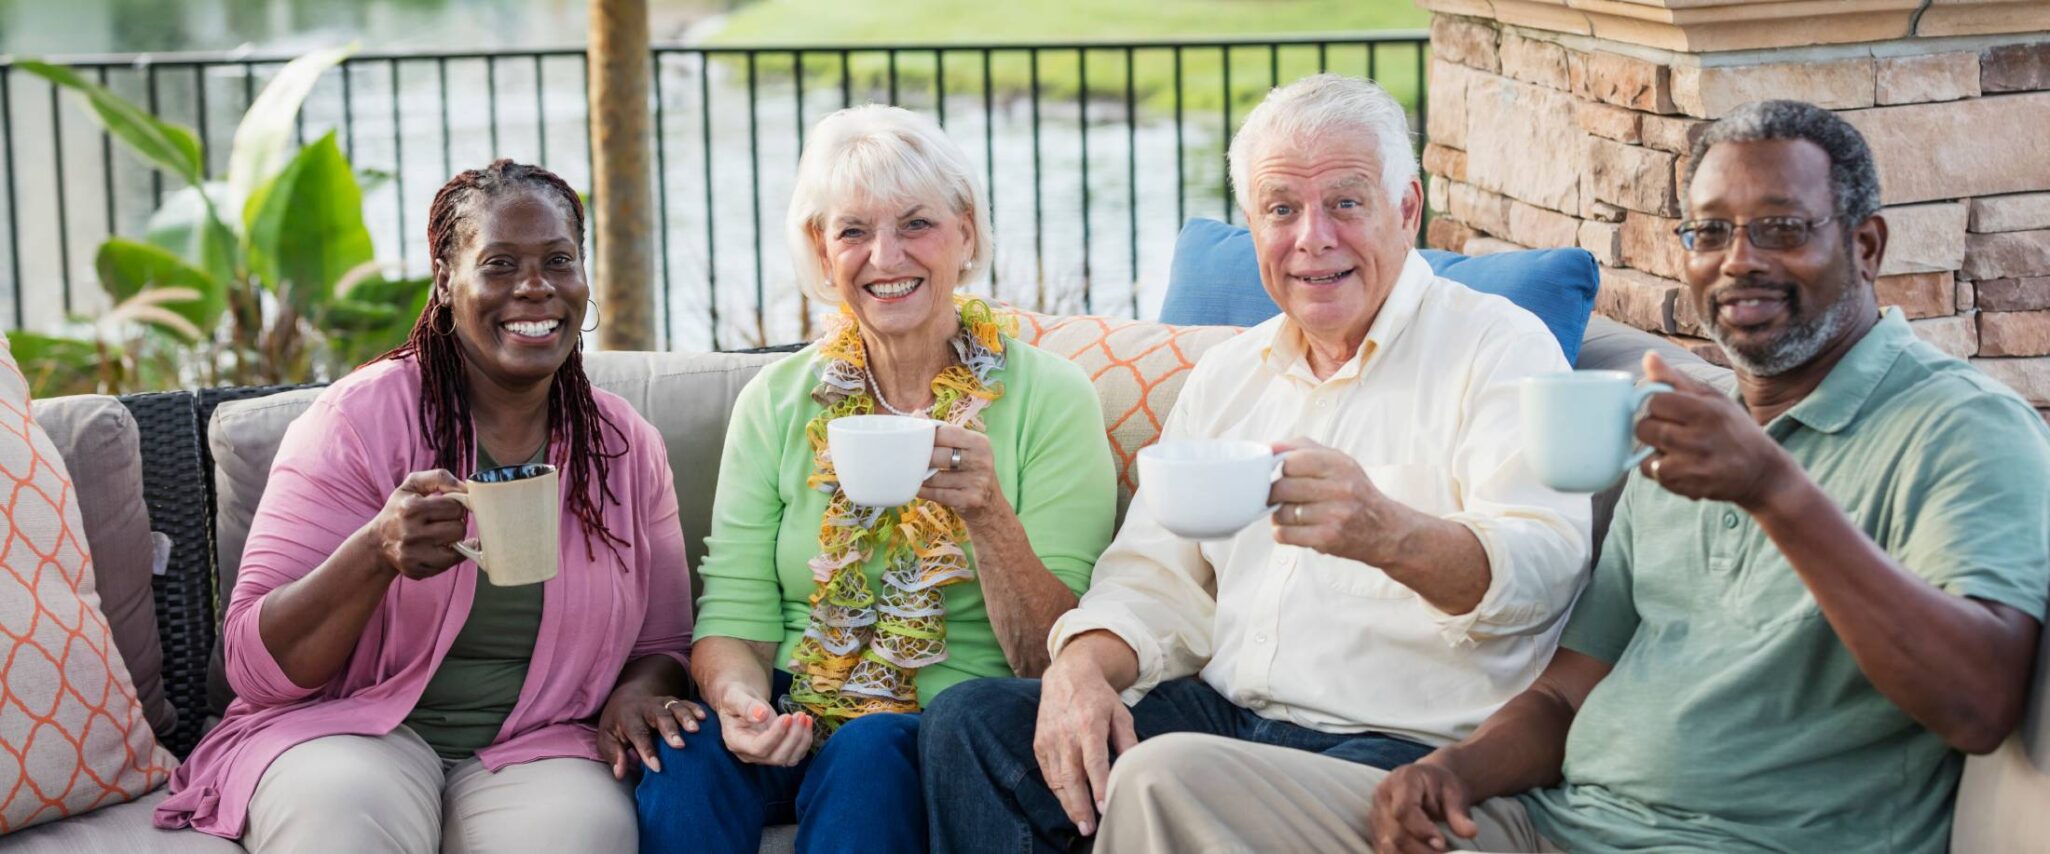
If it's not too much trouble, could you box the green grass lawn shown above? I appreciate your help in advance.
[696,0,1432,115]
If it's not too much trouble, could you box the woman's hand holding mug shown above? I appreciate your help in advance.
[368,470,471,581]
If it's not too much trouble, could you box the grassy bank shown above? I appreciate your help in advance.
[693,0,1432,115]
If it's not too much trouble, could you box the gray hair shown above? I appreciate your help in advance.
[1684,100,1882,223]
[1227,73,1418,212]
[785,104,994,304]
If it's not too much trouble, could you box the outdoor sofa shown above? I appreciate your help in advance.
[11,252,2049,852]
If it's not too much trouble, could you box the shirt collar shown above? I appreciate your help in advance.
[1775,307,1913,435]
[1259,249,1435,384]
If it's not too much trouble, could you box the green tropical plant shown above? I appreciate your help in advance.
[16,45,430,397]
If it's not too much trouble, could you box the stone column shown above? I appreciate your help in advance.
[1416,0,2050,421]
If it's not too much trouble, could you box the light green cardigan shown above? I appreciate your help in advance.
[693,334,1118,703]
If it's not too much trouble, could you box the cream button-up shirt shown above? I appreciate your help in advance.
[1050,250,1592,747]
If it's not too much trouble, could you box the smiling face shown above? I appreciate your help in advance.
[1683,138,1880,377]
[1244,135,1421,355]
[816,194,973,341]
[437,188,588,389]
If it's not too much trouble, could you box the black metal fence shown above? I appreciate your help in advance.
[0,33,1430,350]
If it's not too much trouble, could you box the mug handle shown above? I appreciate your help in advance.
[1264,453,1287,514]
[1621,382,1676,471]
[444,493,487,570]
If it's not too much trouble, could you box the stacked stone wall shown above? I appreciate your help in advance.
[1421,17,2050,422]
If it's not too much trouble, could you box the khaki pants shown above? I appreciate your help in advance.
[1097,733,1562,854]
[243,726,635,854]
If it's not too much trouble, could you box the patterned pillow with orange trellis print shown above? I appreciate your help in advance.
[1012,311,1245,516]
[0,335,175,834]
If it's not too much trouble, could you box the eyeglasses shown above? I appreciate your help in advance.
[1673,216,1836,253]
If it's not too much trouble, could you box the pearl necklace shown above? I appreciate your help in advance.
[866,370,929,417]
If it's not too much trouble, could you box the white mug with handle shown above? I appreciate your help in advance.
[1521,370,1673,493]
[1137,439,1285,540]
[447,463,561,586]
[827,414,941,508]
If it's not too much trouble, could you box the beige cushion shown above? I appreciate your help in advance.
[577,350,788,575]
[1574,316,1735,391]
[0,337,174,834]
[1952,624,2050,852]
[0,786,241,853]
[205,388,325,717]
[29,395,175,738]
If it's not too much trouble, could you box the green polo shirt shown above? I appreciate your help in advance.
[1521,310,2050,853]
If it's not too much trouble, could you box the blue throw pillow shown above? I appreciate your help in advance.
[1159,218,1600,363]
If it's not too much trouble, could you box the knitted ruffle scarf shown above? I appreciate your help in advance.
[786,295,1013,740]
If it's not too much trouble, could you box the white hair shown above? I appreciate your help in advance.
[785,104,994,304]
[1227,73,1418,212]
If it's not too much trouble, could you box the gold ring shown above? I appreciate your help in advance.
[1649,459,1663,479]
[1292,504,1305,524]
[662,699,684,711]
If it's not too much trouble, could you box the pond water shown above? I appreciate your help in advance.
[1,0,1415,350]
[0,0,719,55]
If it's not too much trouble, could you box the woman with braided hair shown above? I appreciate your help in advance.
[155,160,698,853]
[632,105,1117,853]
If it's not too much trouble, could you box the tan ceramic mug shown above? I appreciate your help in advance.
[448,463,560,586]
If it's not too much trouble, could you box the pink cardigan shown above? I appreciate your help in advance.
[155,357,693,838]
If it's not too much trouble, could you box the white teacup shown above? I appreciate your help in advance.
[827,414,939,508]
[1137,439,1283,540]
[1521,371,1673,493]
[448,463,561,586]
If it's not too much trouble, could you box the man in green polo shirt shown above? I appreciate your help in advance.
[1083,99,2050,854]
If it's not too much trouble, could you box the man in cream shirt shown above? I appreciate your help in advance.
[920,73,1591,853]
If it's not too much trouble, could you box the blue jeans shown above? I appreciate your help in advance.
[920,676,1435,854]
[635,673,924,854]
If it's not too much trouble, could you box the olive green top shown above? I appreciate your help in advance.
[402,444,548,765]
[1520,310,2050,853]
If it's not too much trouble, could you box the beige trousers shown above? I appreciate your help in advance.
[243,726,636,854]
[1096,733,1562,854]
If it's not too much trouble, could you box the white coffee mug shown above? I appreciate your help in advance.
[1521,371,1673,493]
[1137,439,1283,540]
[448,463,561,586]
[827,414,940,508]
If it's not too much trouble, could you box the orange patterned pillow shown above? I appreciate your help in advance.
[0,336,174,834]
[1014,312,1244,513]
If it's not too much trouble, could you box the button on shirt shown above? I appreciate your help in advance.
[1520,310,2050,853]
[1050,251,1592,746]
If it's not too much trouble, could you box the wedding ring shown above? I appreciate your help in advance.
[949,447,964,471]
[662,699,684,711]
[1292,504,1305,525]
[1649,459,1664,479]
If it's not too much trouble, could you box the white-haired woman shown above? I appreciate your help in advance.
[634,104,1117,853]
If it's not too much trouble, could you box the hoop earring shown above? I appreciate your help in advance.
[429,303,455,336]
[582,297,600,333]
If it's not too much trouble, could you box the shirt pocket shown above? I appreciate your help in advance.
[1303,464,1450,600]
[1731,549,1826,630]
